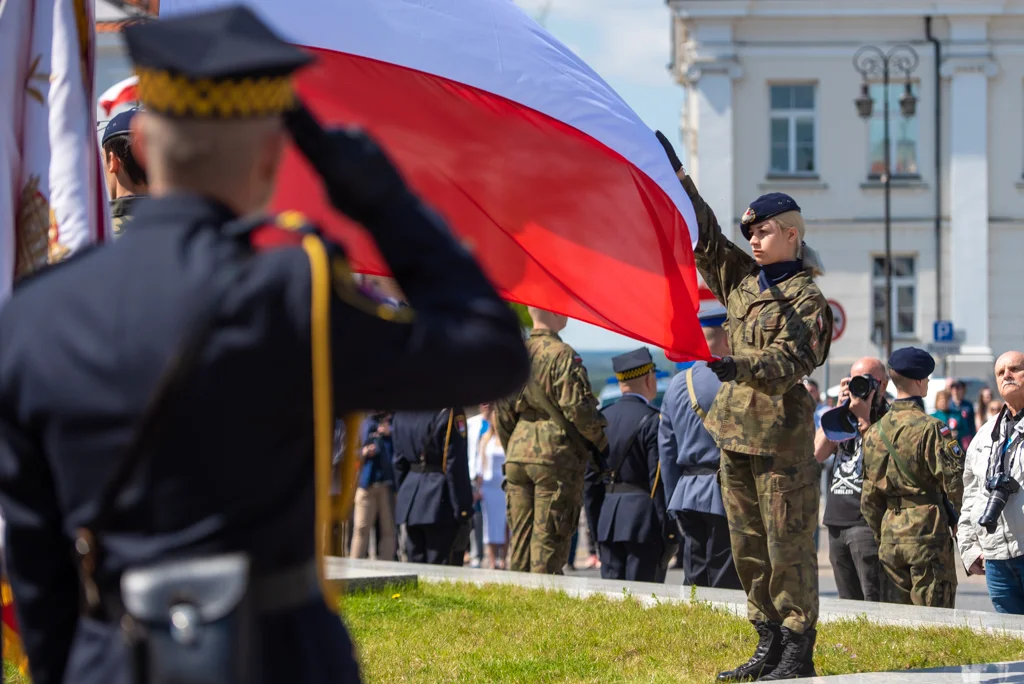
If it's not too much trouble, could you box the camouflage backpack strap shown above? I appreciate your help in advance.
[684,366,706,420]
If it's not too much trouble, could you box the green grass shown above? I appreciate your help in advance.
[343,582,1024,683]
[6,582,1023,683]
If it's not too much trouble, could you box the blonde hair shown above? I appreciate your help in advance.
[772,210,825,277]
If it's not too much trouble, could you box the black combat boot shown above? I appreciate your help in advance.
[716,620,783,682]
[757,626,817,680]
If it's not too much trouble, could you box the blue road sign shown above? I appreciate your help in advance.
[933,320,954,343]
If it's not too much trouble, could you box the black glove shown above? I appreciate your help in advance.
[708,356,738,382]
[285,102,410,227]
[448,518,473,565]
[655,130,683,173]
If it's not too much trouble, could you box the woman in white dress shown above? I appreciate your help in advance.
[472,404,508,569]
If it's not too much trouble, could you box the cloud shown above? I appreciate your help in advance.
[514,0,675,86]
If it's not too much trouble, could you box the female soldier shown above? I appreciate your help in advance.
[657,132,832,681]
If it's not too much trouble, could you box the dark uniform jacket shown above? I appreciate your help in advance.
[597,395,670,545]
[393,409,473,527]
[0,194,528,684]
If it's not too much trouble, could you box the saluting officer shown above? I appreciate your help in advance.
[658,131,832,681]
[597,348,677,583]
[393,408,475,565]
[0,7,528,684]
[861,348,964,608]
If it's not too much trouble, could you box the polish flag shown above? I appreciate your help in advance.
[0,0,111,306]
[160,0,710,360]
[97,75,140,121]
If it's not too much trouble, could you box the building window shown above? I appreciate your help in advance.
[872,256,917,339]
[769,84,816,175]
[867,83,919,178]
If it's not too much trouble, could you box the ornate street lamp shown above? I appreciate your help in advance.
[853,44,919,359]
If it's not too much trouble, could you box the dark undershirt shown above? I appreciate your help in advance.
[757,260,803,292]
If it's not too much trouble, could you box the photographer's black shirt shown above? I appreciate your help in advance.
[823,435,868,528]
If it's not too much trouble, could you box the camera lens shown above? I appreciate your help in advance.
[849,375,871,399]
[979,490,1011,534]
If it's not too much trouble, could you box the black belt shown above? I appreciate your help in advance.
[410,464,443,474]
[607,483,649,495]
[94,559,320,623]
[681,466,718,477]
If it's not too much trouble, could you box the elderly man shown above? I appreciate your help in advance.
[814,358,889,602]
[958,351,1024,613]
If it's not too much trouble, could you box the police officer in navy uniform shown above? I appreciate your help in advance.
[0,7,528,684]
[393,408,475,565]
[597,348,678,583]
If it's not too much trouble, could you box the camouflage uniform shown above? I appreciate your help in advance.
[861,399,965,608]
[495,329,608,574]
[683,175,832,634]
[110,195,144,238]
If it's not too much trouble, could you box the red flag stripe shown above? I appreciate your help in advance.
[270,48,710,361]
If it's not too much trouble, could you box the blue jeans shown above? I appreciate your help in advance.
[985,555,1024,614]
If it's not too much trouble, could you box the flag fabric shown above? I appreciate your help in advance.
[97,75,140,123]
[160,0,710,360]
[0,0,111,306]
[1,578,28,675]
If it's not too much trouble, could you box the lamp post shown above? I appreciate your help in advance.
[853,44,919,360]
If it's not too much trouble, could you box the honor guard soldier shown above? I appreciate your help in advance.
[861,348,965,608]
[659,130,832,681]
[100,108,148,238]
[0,6,528,684]
[597,348,677,583]
[393,408,475,565]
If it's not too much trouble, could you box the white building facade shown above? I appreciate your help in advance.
[670,0,1024,384]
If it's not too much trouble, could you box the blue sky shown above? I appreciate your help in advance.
[513,0,685,351]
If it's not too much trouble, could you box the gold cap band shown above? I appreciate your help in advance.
[135,67,295,118]
[615,363,655,382]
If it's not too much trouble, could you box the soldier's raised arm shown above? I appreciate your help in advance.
[732,294,832,397]
[655,131,755,305]
[859,423,887,541]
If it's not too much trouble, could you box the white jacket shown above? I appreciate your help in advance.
[957,409,1024,571]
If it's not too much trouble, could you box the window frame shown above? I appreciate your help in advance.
[865,80,921,180]
[767,83,818,178]
[870,255,918,340]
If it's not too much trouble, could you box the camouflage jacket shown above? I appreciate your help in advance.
[111,195,144,238]
[681,175,832,460]
[495,329,608,469]
[861,399,966,544]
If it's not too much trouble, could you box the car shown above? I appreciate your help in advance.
[825,377,989,415]
[598,370,674,410]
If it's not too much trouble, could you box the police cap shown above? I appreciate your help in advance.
[122,5,313,119]
[740,192,801,241]
[887,347,935,381]
[612,348,655,382]
[101,108,138,147]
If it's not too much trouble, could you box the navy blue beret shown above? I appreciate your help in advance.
[101,109,137,146]
[613,347,655,381]
[888,347,935,381]
[820,405,859,442]
[740,193,801,239]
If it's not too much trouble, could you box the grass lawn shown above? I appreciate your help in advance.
[344,582,1024,683]
[5,581,1023,683]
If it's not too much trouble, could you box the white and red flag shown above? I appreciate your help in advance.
[161,0,709,360]
[0,0,111,306]
[97,75,140,123]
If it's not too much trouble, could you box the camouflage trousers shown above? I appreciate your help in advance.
[879,538,957,608]
[720,451,819,634]
[504,462,584,574]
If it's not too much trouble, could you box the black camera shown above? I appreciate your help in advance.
[848,374,880,400]
[978,473,1021,534]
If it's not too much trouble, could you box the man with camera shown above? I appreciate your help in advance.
[958,351,1024,613]
[813,358,889,602]
[860,348,965,608]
